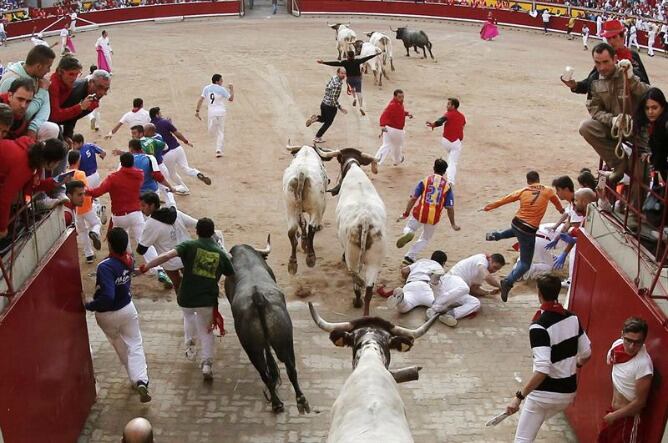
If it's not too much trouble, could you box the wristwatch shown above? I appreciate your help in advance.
[515,390,525,401]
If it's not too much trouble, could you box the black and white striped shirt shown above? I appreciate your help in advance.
[529,310,592,403]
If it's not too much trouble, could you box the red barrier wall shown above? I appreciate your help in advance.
[299,0,661,47]
[0,231,96,443]
[566,230,668,442]
[6,1,239,38]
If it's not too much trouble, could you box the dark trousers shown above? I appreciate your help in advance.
[491,225,536,286]
[316,103,337,138]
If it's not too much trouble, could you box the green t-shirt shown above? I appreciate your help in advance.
[175,237,234,308]
[140,137,165,158]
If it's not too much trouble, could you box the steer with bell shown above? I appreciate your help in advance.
[224,236,310,414]
[309,302,438,443]
[323,147,386,316]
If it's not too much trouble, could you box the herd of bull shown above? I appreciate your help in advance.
[219,24,440,441]
[329,23,435,86]
[219,145,437,441]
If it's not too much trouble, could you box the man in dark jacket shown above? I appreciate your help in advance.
[58,69,110,139]
[562,19,649,99]
[84,227,152,403]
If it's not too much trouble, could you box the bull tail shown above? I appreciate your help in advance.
[420,30,432,48]
[356,220,370,278]
[252,291,282,387]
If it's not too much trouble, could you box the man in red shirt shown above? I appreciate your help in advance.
[426,97,466,186]
[48,56,97,130]
[87,152,173,288]
[375,89,413,166]
[0,78,35,140]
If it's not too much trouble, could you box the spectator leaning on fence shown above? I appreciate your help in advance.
[0,44,60,140]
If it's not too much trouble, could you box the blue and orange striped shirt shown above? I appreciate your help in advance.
[412,174,450,225]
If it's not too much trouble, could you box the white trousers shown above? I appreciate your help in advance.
[582,33,589,48]
[628,35,640,50]
[94,301,149,384]
[397,281,434,313]
[440,137,462,185]
[375,126,405,165]
[111,211,144,252]
[648,33,656,55]
[163,146,200,193]
[208,114,226,154]
[87,108,101,129]
[86,171,101,188]
[523,234,556,280]
[514,395,571,443]
[75,210,101,257]
[182,307,215,363]
[156,163,177,208]
[432,285,480,318]
[404,216,437,260]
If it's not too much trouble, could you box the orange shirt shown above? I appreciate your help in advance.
[484,183,563,228]
[67,168,93,215]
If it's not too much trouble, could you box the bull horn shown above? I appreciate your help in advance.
[360,152,376,162]
[390,314,439,339]
[390,365,422,383]
[308,302,353,332]
[253,234,271,257]
[389,26,397,32]
[315,146,340,159]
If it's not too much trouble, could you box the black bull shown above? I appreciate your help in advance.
[392,26,434,59]
[224,238,310,414]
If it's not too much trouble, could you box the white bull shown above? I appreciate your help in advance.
[283,144,331,275]
[354,40,386,87]
[321,147,386,316]
[367,31,395,72]
[329,23,357,60]
[308,303,438,443]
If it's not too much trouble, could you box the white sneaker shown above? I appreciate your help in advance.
[98,204,108,225]
[561,279,571,288]
[386,288,404,308]
[185,340,197,361]
[201,360,213,381]
[438,312,458,327]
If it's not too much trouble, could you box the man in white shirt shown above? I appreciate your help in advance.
[385,250,447,312]
[628,21,640,50]
[0,21,7,46]
[195,73,234,158]
[647,21,658,56]
[542,10,551,34]
[448,253,504,297]
[105,98,151,139]
[597,317,654,442]
[582,25,590,50]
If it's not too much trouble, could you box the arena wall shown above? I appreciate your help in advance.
[567,228,668,443]
[0,231,96,443]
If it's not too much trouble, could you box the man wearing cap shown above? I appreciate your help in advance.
[561,19,649,99]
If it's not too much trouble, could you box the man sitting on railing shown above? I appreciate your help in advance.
[579,43,649,186]
[0,137,68,240]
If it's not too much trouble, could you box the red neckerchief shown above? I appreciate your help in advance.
[532,301,566,322]
[131,107,141,113]
[610,342,635,364]
[108,251,134,269]
[616,47,633,62]
[209,307,226,336]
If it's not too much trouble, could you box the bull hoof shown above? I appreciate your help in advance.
[288,259,298,275]
[306,253,316,267]
[353,297,363,308]
[297,396,311,415]
[272,402,285,413]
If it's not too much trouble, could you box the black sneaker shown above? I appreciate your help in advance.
[500,279,512,302]
[136,382,151,403]
[89,231,102,251]
[485,232,497,241]
[86,255,95,264]
[401,256,414,266]
[197,173,212,186]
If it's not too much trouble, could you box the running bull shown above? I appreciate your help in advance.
[283,143,333,274]
[224,235,310,414]
[323,147,386,316]
[329,23,357,60]
[308,302,438,443]
[391,26,434,59]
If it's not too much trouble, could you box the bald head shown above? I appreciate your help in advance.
[122,418,153,443]
[143,123,156,137]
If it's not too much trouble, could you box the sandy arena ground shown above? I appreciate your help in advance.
[5,8,668,442]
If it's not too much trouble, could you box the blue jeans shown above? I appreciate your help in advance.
[492,226,536,286]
